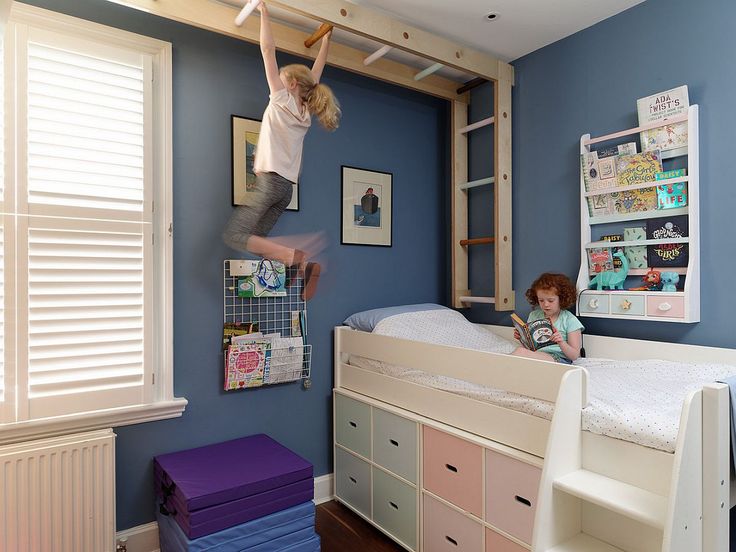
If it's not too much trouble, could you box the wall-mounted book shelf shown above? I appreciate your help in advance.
[576,104,699,323]
[222,260,312,390]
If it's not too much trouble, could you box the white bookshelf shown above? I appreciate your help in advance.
[576,104,699,323]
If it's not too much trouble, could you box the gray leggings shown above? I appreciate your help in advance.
[222,172,294,252]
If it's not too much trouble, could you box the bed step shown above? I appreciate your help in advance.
[546,533,625,552]
[554,469,667,530]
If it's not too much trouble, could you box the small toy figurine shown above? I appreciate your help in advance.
[660,271,680,292]
[589,251,629,290]
[628,268,661,291]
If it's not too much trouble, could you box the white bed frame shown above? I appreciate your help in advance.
[334,324,732,552]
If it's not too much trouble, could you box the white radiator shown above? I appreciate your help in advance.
[0,429,116,552]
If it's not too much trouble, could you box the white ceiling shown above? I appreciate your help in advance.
[347,0,646,63]
[226,0,646,82]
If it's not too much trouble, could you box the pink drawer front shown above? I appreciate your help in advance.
[485,528,527,552]
[485,449,541,545]
[423,494,483,552]
[646,295,685,318]
[423,426,483,516]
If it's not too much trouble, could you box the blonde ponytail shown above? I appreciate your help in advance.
[280,64,341,131]
[306,83,341,131]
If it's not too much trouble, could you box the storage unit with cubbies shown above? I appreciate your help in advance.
[576,104,699,323]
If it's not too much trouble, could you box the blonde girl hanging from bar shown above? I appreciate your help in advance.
[223,1,341,300]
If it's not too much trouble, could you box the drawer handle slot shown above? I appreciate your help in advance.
[349,421,357,428]
[389,439,399,447]
[389,501,399,510]
[349,476,357,484]
[445,536,458,546]
[445,463,458,473]
[515,495,532,507]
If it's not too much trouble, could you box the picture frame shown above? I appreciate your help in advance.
[341,165,392,247]
[231,115,299,210]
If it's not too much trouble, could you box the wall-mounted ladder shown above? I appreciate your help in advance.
[451,64,514,310]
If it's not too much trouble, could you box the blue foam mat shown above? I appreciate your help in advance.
[157,501,316,552]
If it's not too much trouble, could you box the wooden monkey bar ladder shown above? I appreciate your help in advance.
[451,72,514,310]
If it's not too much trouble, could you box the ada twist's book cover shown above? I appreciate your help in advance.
[646,215,689,267]
[637,86,689,156]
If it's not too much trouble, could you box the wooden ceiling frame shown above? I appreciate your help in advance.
[104,0,474,101]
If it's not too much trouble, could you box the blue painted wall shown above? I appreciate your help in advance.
[468,0,736,351]
[19,0,448,529]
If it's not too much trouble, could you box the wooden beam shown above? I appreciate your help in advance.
[451,99,469,308]
[267,0,511,82]
[103,0,466,101]
[304,22,333,48]
[456,77,486,95]
[493,61,514,310]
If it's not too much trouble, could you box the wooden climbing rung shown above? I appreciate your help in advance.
[459,296,496,304]
[460,237,494,246]
[304,23,334,48]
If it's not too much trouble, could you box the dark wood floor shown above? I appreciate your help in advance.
[316,500,405,552]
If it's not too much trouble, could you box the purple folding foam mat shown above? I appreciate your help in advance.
[172,488,315,539]
[160,478,314,535]
[157,501,316,552]
[154,434,313,512]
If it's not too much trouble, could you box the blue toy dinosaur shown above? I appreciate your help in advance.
[589,251,630,290]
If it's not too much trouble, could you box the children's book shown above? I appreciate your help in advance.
[616,151,663,188]
[586,194,614,218]
[511,313,555,351]
[609,187,658,214]
[595,142,637,158]
[224,340,272,390]
[581,152,616,192]
[600,234,624,268]
[657,181,688,209]
[623,227,648,269]
[588,247,614,273]
[222,322,259,350]
[637,86,689,157]
[646,215,689,268]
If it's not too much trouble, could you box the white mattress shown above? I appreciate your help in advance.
[349,309,736,453]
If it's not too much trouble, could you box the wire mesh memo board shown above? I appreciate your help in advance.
[223,260,312,390]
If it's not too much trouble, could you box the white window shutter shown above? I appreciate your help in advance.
[26,41,146,217]
[19,33,152,418]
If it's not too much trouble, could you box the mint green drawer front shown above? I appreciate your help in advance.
[335,393,371,459]
[335,447,372,518]
[372,467,418,550]
[372,408,418,483]
[579,293,609,314]
[610,294,645,316]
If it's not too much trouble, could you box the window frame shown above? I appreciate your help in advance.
[0,3,185,445]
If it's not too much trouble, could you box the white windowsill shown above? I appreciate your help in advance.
[0,398,188,446]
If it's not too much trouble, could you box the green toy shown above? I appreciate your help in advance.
[589,251,630,290]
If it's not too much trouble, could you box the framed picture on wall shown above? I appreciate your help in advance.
[231,115,299,210]
[341,166,392,247]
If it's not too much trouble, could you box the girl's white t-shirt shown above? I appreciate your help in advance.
[253,88,311,183]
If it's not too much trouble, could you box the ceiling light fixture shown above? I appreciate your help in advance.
[485,12,499,21]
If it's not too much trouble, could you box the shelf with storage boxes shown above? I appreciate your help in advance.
[333,389,542,551]
[576,102,699,323]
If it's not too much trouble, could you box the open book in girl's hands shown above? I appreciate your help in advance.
[510,313,555,351]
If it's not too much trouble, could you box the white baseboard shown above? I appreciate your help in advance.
[116,521,159,552]
[313,473,334,505]
[117,473,334,552]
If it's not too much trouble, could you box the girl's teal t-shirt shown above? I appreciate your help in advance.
[527,308,584,358]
